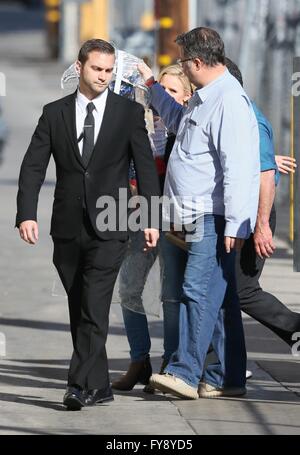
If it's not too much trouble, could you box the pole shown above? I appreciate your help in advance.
[44,0,61,59]
[80,0,108,43]
[155,0,189,69]
[60,0,80,63]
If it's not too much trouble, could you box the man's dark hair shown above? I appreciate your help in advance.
[78,39,115,65]
[225,57,244,86]
[175,27,225,66]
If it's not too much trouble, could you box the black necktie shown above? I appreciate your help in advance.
[82,102,95,167]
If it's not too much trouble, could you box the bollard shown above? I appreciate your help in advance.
[44,0,61,59]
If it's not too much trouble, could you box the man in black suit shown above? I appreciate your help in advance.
[16,39,160,410]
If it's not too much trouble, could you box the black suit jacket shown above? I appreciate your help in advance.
[16,90,161,240]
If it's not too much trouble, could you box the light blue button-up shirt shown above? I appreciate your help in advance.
[150,69,260,239]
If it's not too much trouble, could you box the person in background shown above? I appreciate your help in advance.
[112,65,194,392]
[225,57,300,349]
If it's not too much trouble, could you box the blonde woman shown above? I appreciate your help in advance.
[112,65,193,392]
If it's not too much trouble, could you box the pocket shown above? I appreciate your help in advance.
[181,118,198,153]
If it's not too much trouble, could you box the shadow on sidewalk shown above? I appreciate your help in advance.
[0,391,63,411]
[0,317,164,339]
[0,362,67,388]
[0,425,53,435]
[0,354,299,414]
[0,317,69,332]
[0,317,163,338]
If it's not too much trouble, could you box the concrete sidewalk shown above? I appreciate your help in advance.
[0,19,299,435]
[0,183,299,435]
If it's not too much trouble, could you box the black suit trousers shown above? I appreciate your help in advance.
[235,206,300,346]
[53,212,128,389]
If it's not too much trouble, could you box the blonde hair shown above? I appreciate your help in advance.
[158,64,194,96]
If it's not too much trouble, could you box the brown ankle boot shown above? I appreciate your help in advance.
[112,356,152,391]
[143,359,169,394]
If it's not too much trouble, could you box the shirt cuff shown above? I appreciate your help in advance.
[145,76,156,88]
[224,220,252,239]
[260,165,277,172]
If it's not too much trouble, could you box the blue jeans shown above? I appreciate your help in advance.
[121,301,180,362]
[165,215,246,389]
[121,307,151,362]
[161,233,186,361]
[120,231,184,362]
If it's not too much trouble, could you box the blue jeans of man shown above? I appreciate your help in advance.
[165,214,247,389]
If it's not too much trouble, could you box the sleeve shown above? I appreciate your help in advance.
[129,103,161,229]
[255,110,277,173]
[213,94,260,239]
[16,107,52,227]
[149,82,185,134]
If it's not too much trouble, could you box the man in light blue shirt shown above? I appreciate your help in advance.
[146,27,260,399]
[147,66,260,240]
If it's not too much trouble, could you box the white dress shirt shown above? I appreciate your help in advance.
[76,88,109,155]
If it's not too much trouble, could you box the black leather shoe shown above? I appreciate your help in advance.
[63,386,86,411]
[85,386,114,406]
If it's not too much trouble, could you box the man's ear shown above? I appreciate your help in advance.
[75,60,82,76]
[194,58,203,71]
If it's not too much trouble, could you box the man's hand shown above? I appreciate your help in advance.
[224,236,244,253]
[143,228,159,251]
[19,220,39,245]
[253,222,275,259]
[275,155,297,174]
[138,61,154,83]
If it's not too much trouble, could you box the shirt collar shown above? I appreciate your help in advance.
[195,68,229,103]
[76,88,108,113]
